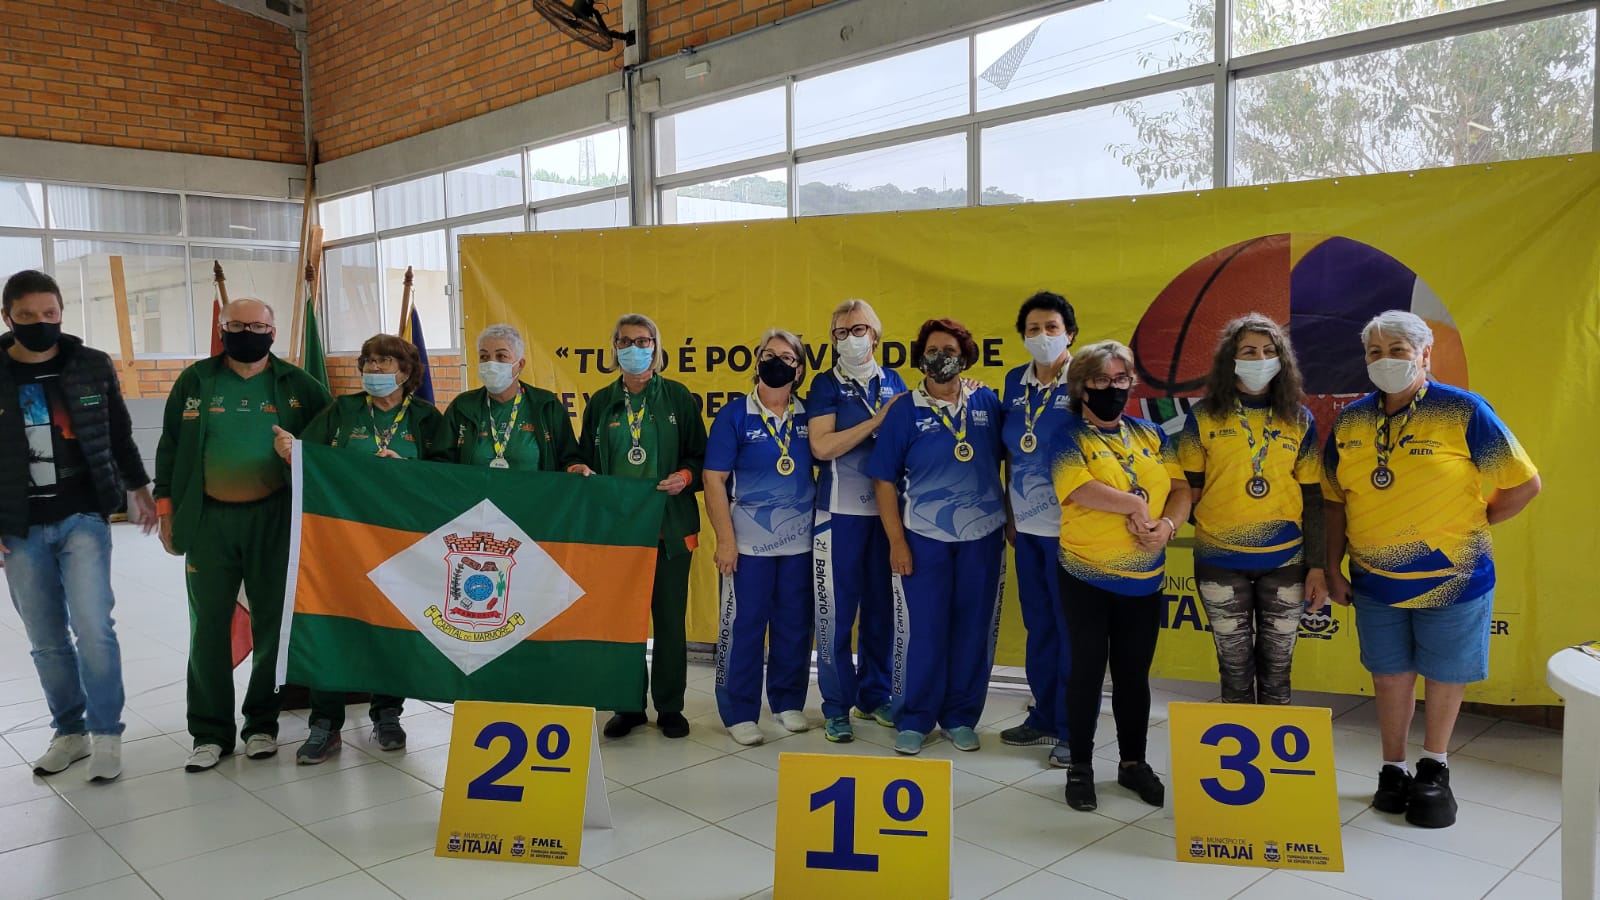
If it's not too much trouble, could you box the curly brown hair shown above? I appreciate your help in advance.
[910,318,980,370]
[359,333,423,395]
[1196,314,1307,425]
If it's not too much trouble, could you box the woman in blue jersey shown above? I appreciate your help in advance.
[1178,314,1326,706]
[703,329,817,746]
[807,299,908,743]
[1325,310,1539,830]
[867,318,1006,756]
[999,292,1078,767]
[1052,341,1190,812]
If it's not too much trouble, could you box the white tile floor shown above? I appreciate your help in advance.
[0,525,1581,899]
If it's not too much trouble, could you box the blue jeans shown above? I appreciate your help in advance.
[2,514,125,736]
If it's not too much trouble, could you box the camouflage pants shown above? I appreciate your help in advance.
[1195,563,1306,705]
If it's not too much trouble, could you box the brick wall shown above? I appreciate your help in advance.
[114,353,465,407]
[0,0,305,163]
[310,0,842,161]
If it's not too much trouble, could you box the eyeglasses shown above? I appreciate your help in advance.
[758,349,800,367]
[830,324,873,341]
[1087,374,1134,390]
[221,321,273,335]
[358,355,399,371]
[614,337,656,350]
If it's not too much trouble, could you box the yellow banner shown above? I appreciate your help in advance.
[461,153,1600,705]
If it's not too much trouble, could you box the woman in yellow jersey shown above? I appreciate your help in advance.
[1178,315,1326,705]
[1324,310,1539,830]
[1050,341,1190,812]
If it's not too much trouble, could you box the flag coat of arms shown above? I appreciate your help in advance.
[277,442,664,709]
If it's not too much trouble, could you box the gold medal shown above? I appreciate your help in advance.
[489,457,510,469]
[1019,431,1038,454]
[776,455,796,476]
[627,445,648,466]
[953,441,974,462]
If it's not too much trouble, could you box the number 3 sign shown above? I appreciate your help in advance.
[1168,702,1344,872]
[435,702,612,866]
[774,753,952,898]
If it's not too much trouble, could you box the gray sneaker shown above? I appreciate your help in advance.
[1048,744,1072,769]
[32,733,90,776]
[87,734,122,783]
[372,711,407,751]
[296,721,342,765]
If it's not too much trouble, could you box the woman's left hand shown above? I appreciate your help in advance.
[657,472,689,495]
[1135,518,1173,551]
[960,376,986,392]
[376,449,402,459]
[1304,568,1329,612]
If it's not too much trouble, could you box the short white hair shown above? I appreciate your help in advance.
[831,298,883,340]
[612,313,664,372]
[1361,310,1434,352]
[753,327,807,384]
[477,323,525,359]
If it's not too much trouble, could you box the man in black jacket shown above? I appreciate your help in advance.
[0,269,157,784]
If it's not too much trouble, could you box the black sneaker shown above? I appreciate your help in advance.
[999,723,1057,746]
[1372,764,1413,814]
[657,712,690,739]
[1405,759,1457,828]
[1117,761,1165,807]
[1065,764,1097,811]
[372,710,407,751]
[603,712,648,739]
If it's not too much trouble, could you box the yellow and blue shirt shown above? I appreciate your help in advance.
[1051,414,1185,596]
[1322,382,1537,609]
[1178,399,1321,570]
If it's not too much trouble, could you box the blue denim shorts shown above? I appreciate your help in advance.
[1351,590,1493,684]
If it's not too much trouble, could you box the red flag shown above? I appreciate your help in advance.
[210,295,224,356]
[212,292,249,666]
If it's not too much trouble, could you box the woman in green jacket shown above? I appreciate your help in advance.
[437,324,582,471]
[577,313,707,740]
[272,333,443,764]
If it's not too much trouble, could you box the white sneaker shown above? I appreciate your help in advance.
[87,734,122,783]
[32,733,90,776]
[244,733,278,759]
[729,721,765,746]
[777,710,810,733]
[185,743,224,773]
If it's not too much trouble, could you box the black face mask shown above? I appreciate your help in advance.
[222,329,274,364]
[757,356,799,390]
[1083,385,1130,422]
[921,353,962,384]
[9,321,61,353]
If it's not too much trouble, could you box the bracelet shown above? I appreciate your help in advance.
[1159,516,1177,535]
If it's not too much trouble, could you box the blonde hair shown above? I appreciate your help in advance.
[830,298,883,342]
[753,328,807,385]
[1065,340,1137,415]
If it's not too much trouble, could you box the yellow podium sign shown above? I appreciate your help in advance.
[1168,702,1343,872]
[435,702,611,866]
[773,752,952,899]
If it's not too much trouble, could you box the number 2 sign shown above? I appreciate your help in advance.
[774,753,952,898]
[1168,702,1344,872]
[435,702,612,866]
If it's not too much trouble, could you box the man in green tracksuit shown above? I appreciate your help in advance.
[436,323,583,471]
[575,313,706,740]
[155,299,331,773]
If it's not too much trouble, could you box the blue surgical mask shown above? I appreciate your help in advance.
[362,372,399,398]
[617,345,655,376]
[478,361,517,394]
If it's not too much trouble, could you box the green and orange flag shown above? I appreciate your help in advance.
[276,443,664,709]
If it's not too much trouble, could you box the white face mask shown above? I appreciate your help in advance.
[835,334,877,381]
[1367,357,1419,394]
[1023,332,1071,367]
[478,360,517,394]
[1234,357,1281,393]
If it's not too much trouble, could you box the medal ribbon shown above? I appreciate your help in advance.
[1374,382,1429,474]
[926,390,968,445]
[1023,381,1057,439]
[487,389,523,460]
[759,397,795,458]
[368,395,411,454]
[850,373,883,418]
[623,387,647,453]
[1234,400,1274,481]
[1099,422,1142,493]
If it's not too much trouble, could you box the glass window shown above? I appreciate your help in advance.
[1234,12,1596,185]
[534,197,631,232]
[375,174,445,232]
[976,1,1214,113]
[0,180,45,227]
[319,192,374,242]
[798,134,969,216]
[794,40,969,148]
[48,186,181,235]
[982,85,1215,202]
[528,129,629,203]
[380,230,451,355]
[323,242,382,353]
[655,88,786,177]
[1235,0,1496,55]
[660,170,789,224]
[452,215,527,239]
[192,246,299,357]
[0,236,44,278]
[54,241,190,355]
[187,195,302,243]
[448,154,525,216]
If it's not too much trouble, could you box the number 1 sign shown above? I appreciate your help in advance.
[774,753,952,898]
[435,702,612,866]
[1168,702,1344,872]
